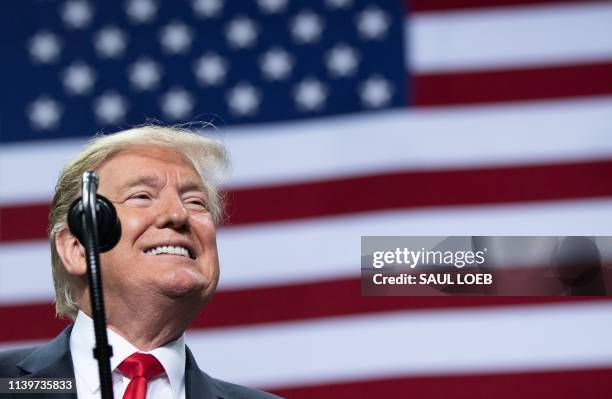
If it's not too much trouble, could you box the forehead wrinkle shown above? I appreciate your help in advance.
[119,173,206,196]
[120,174,163,191]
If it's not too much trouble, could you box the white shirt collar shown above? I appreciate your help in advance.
[70,310,185,398]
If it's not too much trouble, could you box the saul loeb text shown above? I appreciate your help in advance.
[372,272,493,286]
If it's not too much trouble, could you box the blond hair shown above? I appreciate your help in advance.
[49,125,228,320]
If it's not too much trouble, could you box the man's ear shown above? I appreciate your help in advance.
[55,229,87,276]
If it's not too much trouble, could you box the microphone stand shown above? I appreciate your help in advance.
[80,171,114,399]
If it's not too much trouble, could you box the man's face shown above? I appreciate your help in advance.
[95,145,219,308]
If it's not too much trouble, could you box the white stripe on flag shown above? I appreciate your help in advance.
[409,2,612,73]
[185,301,612,388]
[1,301,611,388]
[2,97,612,204]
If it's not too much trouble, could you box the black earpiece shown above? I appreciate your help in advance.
[68,194,121,252]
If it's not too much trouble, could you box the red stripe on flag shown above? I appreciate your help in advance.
[225,159,612,225]
[0,203,49,242]
[0,303,69,343]
[408,0,602,13]
[0,277,608,342]
[413,62,612,106]
[194,278,607,329]
[269,367,612,398]
[3,159,612,241]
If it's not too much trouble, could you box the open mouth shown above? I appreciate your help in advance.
[144,245,194,259]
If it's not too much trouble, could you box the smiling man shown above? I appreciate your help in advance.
[0,126,281,399]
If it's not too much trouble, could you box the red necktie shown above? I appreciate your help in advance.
[117,353,165,399]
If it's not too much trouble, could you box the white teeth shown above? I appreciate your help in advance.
[145,245,191,258]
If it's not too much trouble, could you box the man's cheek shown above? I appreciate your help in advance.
[192,215,217,235]
[120,209,151,234]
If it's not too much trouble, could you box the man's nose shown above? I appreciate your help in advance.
[155,193,189,229]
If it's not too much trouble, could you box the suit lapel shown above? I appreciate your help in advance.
[15,326,223,399]
[15,325,76,399]
[185,345,223,399]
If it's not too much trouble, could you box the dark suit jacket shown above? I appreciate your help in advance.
[0,326,282,399]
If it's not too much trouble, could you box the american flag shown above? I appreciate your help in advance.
[1,0,612,397]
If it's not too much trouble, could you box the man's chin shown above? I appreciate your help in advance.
[156,269,212,299]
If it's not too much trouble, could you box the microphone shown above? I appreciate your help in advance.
[66,171,119,399]
[68,171,121,252]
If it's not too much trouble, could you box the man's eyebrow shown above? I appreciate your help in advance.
[180,179,207,193]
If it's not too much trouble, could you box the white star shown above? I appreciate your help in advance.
[27,96,62,130]
[129,58,162,91]
[325,0,353,9]
[193,53,227,86]
[257,0,287,14]
[94,26,127,58]
[290,11,324,44]
[192,0,223,18]
[126,0,158,23]
[294,78,327,111]
[94,92,128,124]
[226,82,261,116]
[356,7,389,40]
[160,21,193,54]
[326,43,359,78]
[225,16,258,49]
[29,31,62,64]
[259,47,293,81]
[61,0,93,29]
[62,62,96,95]
[160,87,194,120]
[359,75,393,108]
